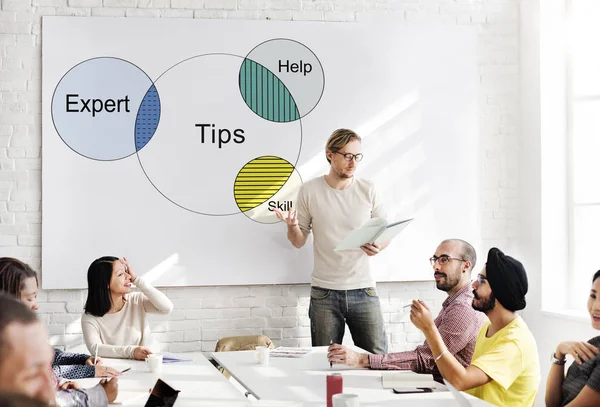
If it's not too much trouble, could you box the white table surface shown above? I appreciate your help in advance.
[211,346,496,407]
[73,352,250,406]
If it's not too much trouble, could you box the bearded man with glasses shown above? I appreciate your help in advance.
[410,247,540,407]
[274,128,389,354]
[327,239,485,383]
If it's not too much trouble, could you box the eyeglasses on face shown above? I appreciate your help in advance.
[333,151,363,162]
[429,255,466,266]
[476,274,488,284]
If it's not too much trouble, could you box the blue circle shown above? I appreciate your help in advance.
[51,57,160,161]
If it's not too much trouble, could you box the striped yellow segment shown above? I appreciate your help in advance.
[235,156,294,212]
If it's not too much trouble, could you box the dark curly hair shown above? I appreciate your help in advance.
[0,257,38,299]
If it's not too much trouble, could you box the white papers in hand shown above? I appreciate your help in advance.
[334,218,413,251]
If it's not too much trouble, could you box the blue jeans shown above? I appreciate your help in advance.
[308,286,387,354]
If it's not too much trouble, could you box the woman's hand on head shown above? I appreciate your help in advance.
[133,346,152,360]
[121,257,137,282]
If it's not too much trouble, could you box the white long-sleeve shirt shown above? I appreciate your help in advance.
[81,276,173,359]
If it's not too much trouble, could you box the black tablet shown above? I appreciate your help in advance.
[144,379,180,407]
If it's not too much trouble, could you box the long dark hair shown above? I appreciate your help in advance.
[594,270,600,283]
[84,256,119,317]
[0,257,38,298]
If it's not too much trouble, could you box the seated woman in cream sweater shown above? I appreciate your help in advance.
[82,257,173,360]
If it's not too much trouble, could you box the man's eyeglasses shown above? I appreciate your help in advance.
[334,151,363,162]
[429,255,466,266]
[475,274,488,284]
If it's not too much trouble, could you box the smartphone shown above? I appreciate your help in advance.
[392,387,433,394]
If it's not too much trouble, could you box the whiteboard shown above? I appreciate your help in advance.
[41,17,480,289]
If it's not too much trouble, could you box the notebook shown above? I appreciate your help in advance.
[162,352,193,363]
[381,371,437,390]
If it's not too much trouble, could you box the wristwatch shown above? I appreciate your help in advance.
[551,353,566,365]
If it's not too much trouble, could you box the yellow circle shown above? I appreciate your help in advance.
[234,156,295,212]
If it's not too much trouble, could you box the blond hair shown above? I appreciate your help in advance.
[325,128,361,164]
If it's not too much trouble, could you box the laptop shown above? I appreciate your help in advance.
[443,379,472,407]
[144,379,180,407]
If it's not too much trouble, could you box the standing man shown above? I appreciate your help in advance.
[275,128,389,353]
[328,239,485,383]
[410,248,540,407]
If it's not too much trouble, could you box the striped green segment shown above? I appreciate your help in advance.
[239,59,300,122]
[234,156,294,212]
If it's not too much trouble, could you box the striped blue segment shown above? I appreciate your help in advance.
[135,85,161,151]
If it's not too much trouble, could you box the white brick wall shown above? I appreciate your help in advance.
[0,0,520,354]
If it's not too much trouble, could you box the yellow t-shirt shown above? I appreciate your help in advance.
[466,317,540,407]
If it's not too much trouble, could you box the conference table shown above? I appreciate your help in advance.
[211,346,496,407]
[72,348,495,406]
[73,352,251,407]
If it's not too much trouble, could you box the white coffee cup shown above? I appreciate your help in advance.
[145,353,163,373]
[332,393,359,407]
[255,346,270,365]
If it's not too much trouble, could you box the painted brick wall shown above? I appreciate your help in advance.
[0,0,519,353]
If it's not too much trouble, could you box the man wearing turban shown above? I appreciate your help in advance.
[410,247,540,407]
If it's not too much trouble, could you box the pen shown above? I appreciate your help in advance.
[94,343,98,366]
[121,367,131,373]
[329,339,333,368]
[404,301,427,310]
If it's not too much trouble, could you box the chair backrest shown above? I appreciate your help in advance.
[214,335,275,352]
[213,335,276,381]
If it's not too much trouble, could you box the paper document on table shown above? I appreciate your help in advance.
[270,347,314,358]
[382,371,437,389]
[162,352,193,363]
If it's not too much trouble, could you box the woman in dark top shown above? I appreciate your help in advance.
[545,270,600,406]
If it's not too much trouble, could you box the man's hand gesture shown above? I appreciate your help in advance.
[274,209,298,227]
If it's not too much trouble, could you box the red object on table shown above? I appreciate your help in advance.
[326,373,343,407]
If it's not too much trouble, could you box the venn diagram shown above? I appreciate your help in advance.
[51,39,325,223]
